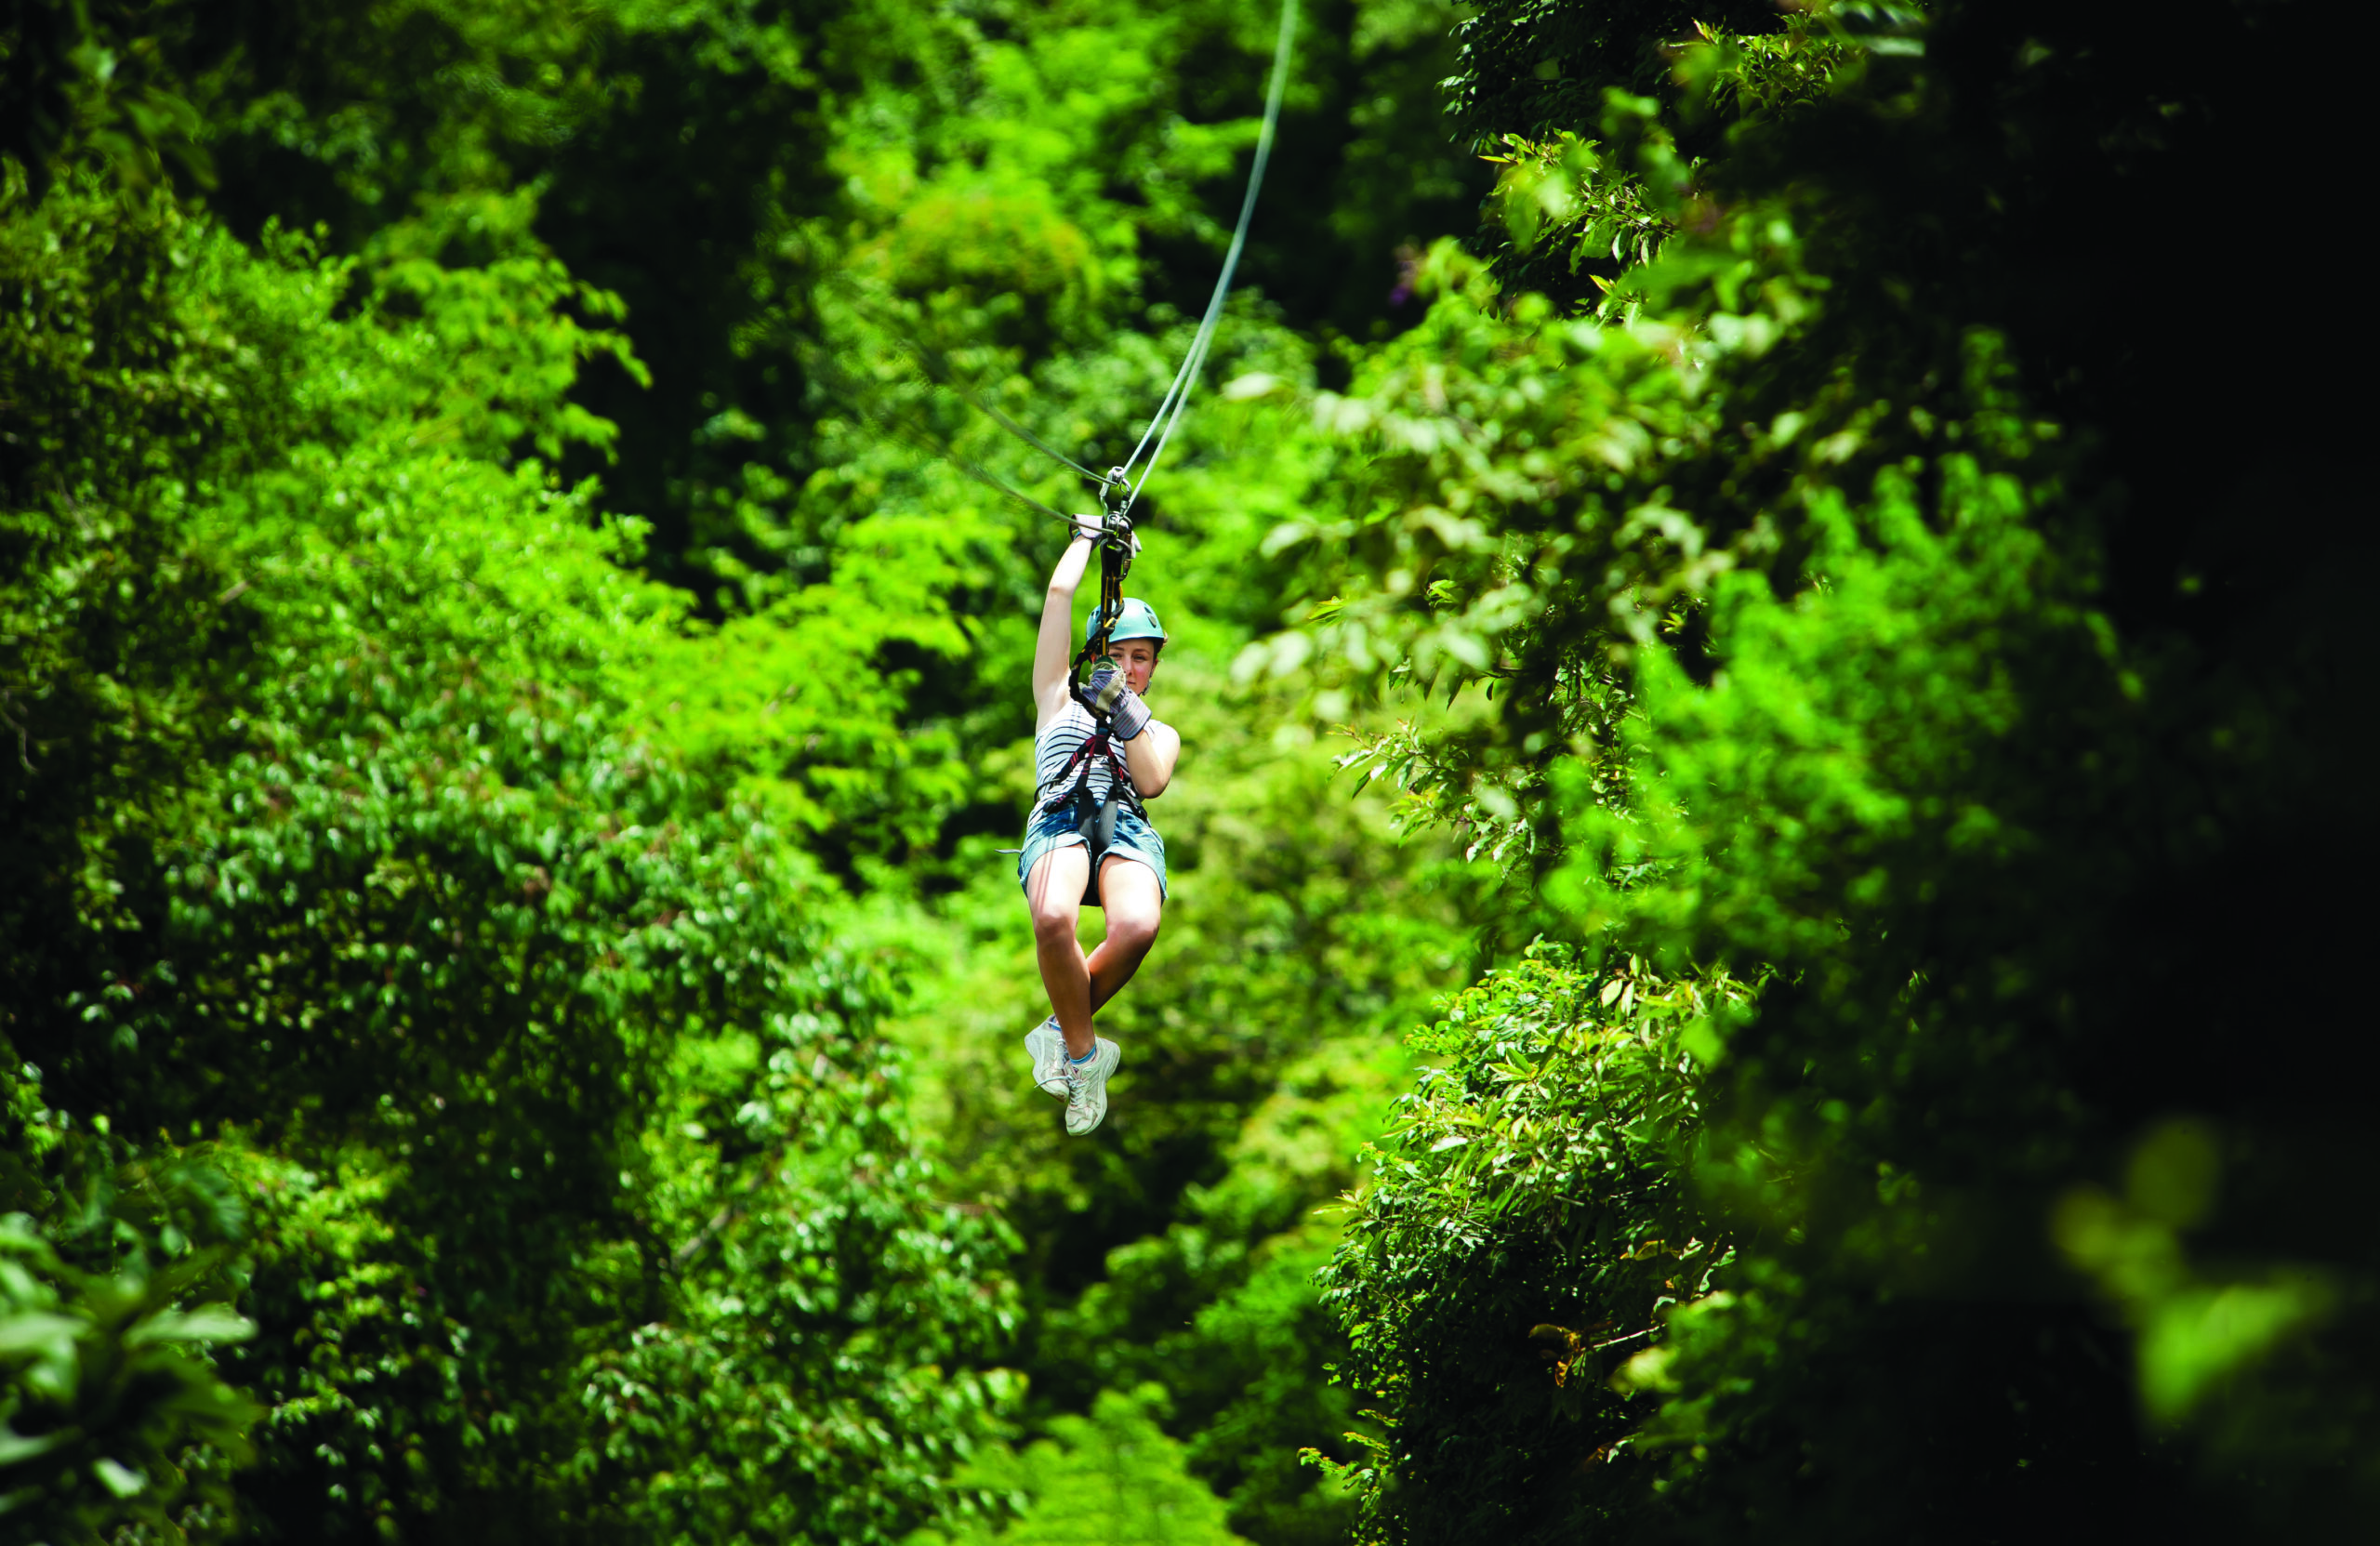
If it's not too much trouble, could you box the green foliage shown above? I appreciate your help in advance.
[0,0,218,192]
[916,1384,1250,1546]
[3,3,1530,1541]
[1315,952,1740,1543]
[64,4,2339,1545]
[1283,0,2373,1539]
[1,1066,260,1542]
[1025,1033,1418,1546]
[0,1227,257,1540]
[2,150,1016,1540]
[1441,0,1782,146]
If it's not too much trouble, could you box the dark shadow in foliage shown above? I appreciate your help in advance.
[1297,0,2373,1542]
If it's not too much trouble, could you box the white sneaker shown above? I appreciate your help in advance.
[1024,1016,1070,1099]
[1062,1037,1121,1136]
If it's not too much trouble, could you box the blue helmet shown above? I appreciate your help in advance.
[1087,597,1168,647]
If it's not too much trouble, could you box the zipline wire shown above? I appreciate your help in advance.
[813,267,1109,489]
[875,0,1300,521]
[800,336,1078,523]
[1112,0,1299,518]
[902,337,1110,485]
[1067,0,1297,695]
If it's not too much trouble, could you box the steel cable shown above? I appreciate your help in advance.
[881,0,1300,522]
[1112,0,1299,517]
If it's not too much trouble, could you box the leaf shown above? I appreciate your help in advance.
[124,1304,257,1348]
[0,1311,82,1358]
[94,1458,147,1499]
[0,1423,75,1466]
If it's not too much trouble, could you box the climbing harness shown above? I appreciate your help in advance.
[1040,718,1148,909]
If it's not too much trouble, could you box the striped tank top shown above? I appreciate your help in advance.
[1034,699,1124,807]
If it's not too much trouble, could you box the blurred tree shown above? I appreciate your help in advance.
[0,0,217,192]
[1274,0,2372,1539]
[2,157,1015,1542]
[1,1066,259,1542]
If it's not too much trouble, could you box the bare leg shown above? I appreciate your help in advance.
[1086,854,1164,1021]
[1026,845,1094,1052]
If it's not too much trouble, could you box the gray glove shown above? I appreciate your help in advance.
[1085,659,1154,741]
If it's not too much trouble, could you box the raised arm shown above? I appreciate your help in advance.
[1032,522,1098,728]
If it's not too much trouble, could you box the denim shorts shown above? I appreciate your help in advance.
[1015,801,1169,901]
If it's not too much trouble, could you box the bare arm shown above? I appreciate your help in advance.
[1033,530,1097,729]
[1120,719,1181,799]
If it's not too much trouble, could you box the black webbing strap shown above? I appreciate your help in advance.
[1039,725,1145,822]
[1069,469,1134,715]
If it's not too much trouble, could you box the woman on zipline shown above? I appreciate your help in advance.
[1017,516,1181,1135]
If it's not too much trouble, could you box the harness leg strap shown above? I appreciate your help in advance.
[1075,790,1121,909]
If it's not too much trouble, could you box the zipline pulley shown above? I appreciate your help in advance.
[1099,465,1132,543]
